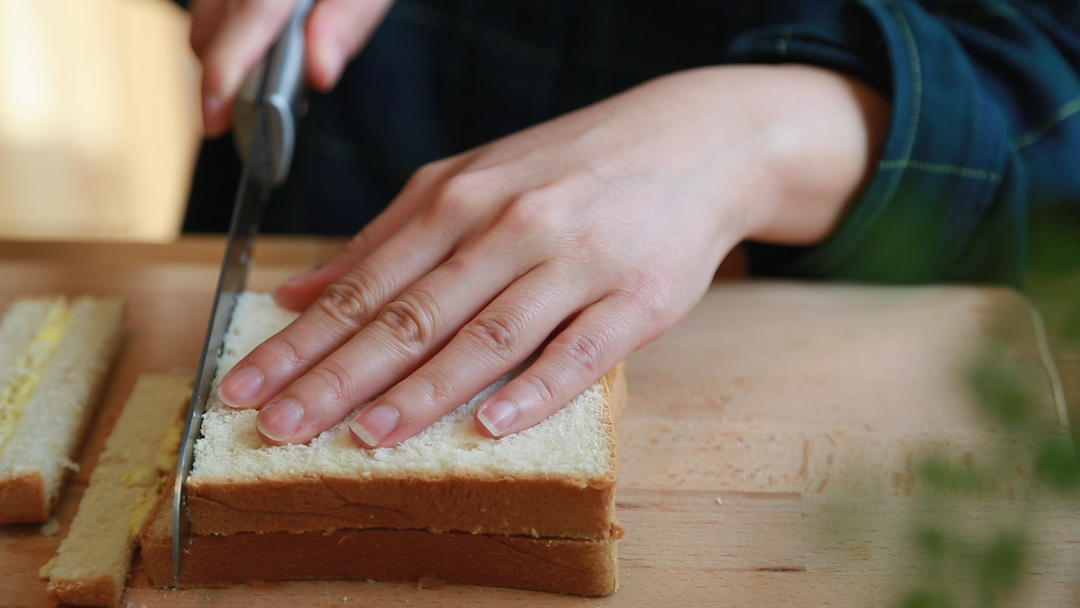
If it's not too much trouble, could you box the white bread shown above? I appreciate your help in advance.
[0,296,124,523]
[188,293,625,540]
[47,371,192,607]
[141,488,619,596]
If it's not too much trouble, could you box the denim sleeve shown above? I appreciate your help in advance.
[728,0,1080,286]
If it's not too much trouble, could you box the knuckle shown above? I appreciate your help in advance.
[627,270,673,318]
[309,360,354,402]
[559,332,605,375]
[504,188,561,232]
[439,255,471,278]
[428,172,486,219]
[409,369,453,409]
[462,311,524,360]
[343,227,371,256]
[523,374,559,404]
[264,332,306,372]
[407,160,445,188]
[317,270,380,329]
[374,289,441,354]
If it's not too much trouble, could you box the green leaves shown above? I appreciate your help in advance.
[1034,434,1080,490]
[899,276,1079,606]
[902,588,953,608]
[974,532,1024,607]
[968,349,1033,429]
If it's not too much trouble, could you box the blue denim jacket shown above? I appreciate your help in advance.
[183,1,1080,285]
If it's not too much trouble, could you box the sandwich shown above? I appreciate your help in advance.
[0,296,123,524]
[141,292,626,596]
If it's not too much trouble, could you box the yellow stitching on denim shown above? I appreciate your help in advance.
[887,0,921,164]
[878,160,1002,182]
[1013,95,1080,150]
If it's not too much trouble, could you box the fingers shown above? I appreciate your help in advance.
[274,156,472,311]
[347,262,587,447]
[217,216,460,412]
[192,0,392,137]
[189,0,228,57]
[199,0,295,137]
[305,0,393,90]
[474,293,647,437]
[254,251,529,445]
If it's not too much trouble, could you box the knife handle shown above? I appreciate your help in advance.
[233,0,315,186]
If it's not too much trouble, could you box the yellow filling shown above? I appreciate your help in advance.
[127,414,187,537]
[0,302,72,454]
[38,556,56,579]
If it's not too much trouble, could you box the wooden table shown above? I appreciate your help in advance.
[1,238,1077,607]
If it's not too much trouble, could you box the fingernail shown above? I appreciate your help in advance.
[477,400,518,437]
[349,404,400,448]
[202,94,225,136]
[219,365,264,408]
[257,398,304,443]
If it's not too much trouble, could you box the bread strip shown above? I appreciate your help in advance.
[0,296,124,523]
[47,371,193,607]
[141,490,619,597]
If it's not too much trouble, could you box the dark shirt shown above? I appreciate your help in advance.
[183,0,1080,286]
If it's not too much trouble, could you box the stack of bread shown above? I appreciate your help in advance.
[141,293,626,596]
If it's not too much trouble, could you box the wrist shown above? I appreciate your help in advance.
[737,65,891,245]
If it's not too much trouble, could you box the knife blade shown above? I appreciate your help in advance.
[172,0,312,586]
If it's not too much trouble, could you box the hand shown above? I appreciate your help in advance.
[189,0,393,137]
[217,65,890,447]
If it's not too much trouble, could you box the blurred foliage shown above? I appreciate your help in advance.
[1034,435,1080,490]
[897,209,1080,607]
[1027,209,1080,346]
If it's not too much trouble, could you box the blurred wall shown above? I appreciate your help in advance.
[0,0,199,241]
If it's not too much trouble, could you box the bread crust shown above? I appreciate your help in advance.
[47,575,119,607]
[144,493,619,596]
[187,364,627,539]
[46,372,193,607]
[188,475,619,538]
[0,471,47,523]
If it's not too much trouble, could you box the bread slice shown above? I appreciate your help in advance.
[141,488,619,596]
[46,371,192,607]
[187,293,626,540]
[0,296,124,523]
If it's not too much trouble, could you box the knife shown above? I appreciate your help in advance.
[172,0,313,586]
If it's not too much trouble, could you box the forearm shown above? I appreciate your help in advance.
[745,65,890,245]
[655,65,890,247]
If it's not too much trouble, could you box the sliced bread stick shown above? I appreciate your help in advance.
[47,371,192,607]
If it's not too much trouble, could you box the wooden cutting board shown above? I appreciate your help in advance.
[0,239,1076,607]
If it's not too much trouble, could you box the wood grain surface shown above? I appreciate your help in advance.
[0,238,1076,607]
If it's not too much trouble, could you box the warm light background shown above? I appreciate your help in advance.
[0,0,199,241]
